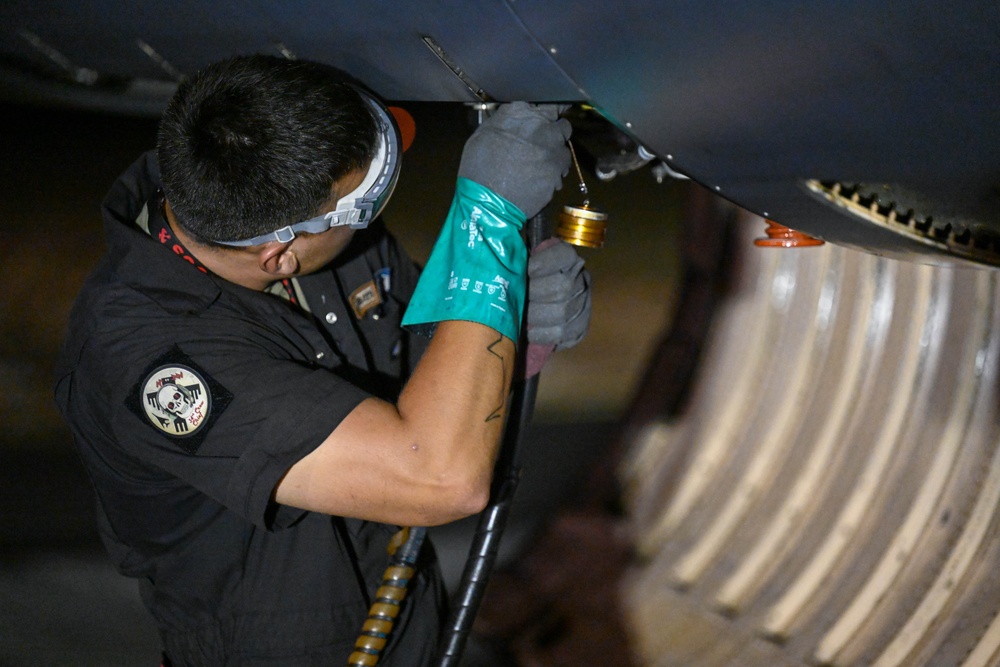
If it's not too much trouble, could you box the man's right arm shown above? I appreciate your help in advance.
[274,319,514,526]
[276,103,571,527]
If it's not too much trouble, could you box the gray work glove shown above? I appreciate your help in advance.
[526,238,591,350]
[458,102,572,219]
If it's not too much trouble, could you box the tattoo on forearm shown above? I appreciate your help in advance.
[485,334,507,423]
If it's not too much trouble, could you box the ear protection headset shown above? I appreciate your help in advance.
[216,89,402,247]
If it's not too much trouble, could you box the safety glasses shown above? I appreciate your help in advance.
[216,92,401,247]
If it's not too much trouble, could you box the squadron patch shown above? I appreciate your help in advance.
[125,347,231,453]
[141,365,210,436]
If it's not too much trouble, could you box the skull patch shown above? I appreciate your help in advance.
[140,365,211,437]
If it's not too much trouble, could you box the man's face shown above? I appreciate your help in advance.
[287,165,370,275]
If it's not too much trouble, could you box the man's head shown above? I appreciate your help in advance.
[157,55,381,246]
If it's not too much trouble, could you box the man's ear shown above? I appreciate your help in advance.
[257,242,299,276]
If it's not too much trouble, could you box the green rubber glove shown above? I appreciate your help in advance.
[402,177,527,344]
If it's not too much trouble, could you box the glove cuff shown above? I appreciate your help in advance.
[402,178,528,344]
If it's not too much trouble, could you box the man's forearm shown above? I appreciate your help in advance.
[396,320,516,508]
[274,320,515,527]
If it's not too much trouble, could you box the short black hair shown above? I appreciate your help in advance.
[157,55,380,244]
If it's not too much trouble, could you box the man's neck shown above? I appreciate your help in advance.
[164,202,274,292]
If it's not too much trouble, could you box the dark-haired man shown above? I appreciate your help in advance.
[55,54,589,665]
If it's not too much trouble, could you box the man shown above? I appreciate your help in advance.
[55,55,589,665]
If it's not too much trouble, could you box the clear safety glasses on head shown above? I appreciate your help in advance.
[216,91,402,247]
